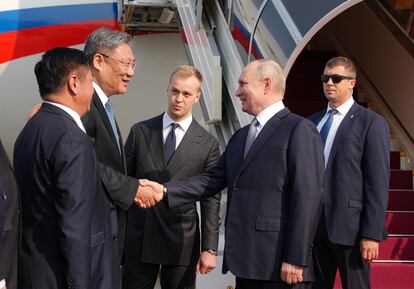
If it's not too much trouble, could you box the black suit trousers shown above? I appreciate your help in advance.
[236,277,311,289]
[123,258,196,289]
[312,218,370,289]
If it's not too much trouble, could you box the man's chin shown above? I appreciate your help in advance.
[116,87,128,95]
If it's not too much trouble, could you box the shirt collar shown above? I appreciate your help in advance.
[163,112,193,132]
[93,81,109,106]
[327,96,354,116]
[43,101,86,133]
[255,100,285,127]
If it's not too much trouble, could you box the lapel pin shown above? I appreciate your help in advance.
[350,114,354,119]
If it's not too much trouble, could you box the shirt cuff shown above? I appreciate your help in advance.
[0,279,6,288]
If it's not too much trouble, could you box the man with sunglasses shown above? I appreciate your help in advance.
[82,28,142,263]
[309,56,390,289]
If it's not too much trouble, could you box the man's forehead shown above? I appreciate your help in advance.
[324,65,346,73]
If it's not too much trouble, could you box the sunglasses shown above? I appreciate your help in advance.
[321,74,354,83]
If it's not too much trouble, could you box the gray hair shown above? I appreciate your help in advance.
[84,27,132,63]
[253,59,286,94]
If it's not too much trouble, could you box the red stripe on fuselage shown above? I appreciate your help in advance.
[0,19,120,64]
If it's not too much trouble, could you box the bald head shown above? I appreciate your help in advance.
[236,59,286,116]
[249,59,286,95]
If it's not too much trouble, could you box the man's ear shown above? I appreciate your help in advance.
[92,54,104,72]
[195,92,201,103]
[68,73,80,95]
[263,76,272,94]
[349,79,356,92]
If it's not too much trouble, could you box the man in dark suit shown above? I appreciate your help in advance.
[14,47,120,289]
[123,65,221,289]
[82,28,140,260]
[309,57,390,289]
[0,139,19,289]
[0,184,4,289]
[140,59,325,289]
[0,186,4,289]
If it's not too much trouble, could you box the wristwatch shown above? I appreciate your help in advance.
[204,249,218,256]
[162,185,167,198]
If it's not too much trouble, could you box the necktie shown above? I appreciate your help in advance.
[165,123,179,164]
[244,118,259,158]
[104,100,121,154]
[320,109,338,146]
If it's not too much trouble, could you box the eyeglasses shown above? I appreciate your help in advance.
[321,74,354,83]
[100,53,136,71]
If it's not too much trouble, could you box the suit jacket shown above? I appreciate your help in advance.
[82,91,138,258]
[124,113,221,265]
[166,108,324,281]
[0,180,6,283]
[309,102,390,245]
[0,139,19,289]
[14,103,120,289]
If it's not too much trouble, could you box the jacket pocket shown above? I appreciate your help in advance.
[255,216,281,232]
[91,231,105,247]
[348,200,363,210]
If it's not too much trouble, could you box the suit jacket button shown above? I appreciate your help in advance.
[2,191,7,200]
[113,236,118,241]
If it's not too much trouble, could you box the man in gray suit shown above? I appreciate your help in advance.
[123,65,221,289]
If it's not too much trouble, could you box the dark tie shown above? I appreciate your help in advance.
[244,118,259,158]
[104,100,121,154]
[320,109,338,146]
[165,123,180,164]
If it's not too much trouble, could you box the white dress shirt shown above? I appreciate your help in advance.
[93,81,109,107]
[0,278,5,288]
[317,97,354,167]
[162,112,193,149]
[254,100,285,138]
[43,101,86,133]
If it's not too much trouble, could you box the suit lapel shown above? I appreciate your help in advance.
[238,108,289,175]
[144,114,166,172]
[93,92,121,152]
[326,103,361,169]
[167,120,203,172]
[310,110,326,126]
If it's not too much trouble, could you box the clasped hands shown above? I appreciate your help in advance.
[134,179,164,208]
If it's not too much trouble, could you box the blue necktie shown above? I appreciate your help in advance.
[244,118,259,158]
[165,123,179,164]
[320,109,338,146]
[104,100,121,154]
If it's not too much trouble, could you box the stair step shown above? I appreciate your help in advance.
[390,170,413,190]
[386,212,414,234]
[388,190,414,211]
[334,263,414,289]
[379,236,414,261]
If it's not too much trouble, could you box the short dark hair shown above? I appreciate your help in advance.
[325,56,356,78]
[34,47,89,99]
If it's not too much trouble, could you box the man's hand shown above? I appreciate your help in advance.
[360,238,379,263]
[280,262,304,284]
[28,103,42,120]
[196,251,217,274]
[134,179,163,208]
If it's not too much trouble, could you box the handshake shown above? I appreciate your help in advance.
[134,179,165,209]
